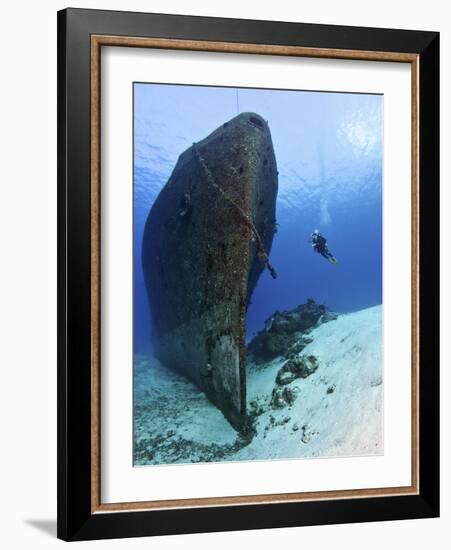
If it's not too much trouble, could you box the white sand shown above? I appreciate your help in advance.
[134,305,383,465]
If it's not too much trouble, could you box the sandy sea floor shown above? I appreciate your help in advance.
[133,305,383,466]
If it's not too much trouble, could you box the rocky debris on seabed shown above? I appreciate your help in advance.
[300,424,319,444]
[260,354,319,410]
[270,385,299,409]
[247,299,337,362]
[275,355,319,386]
[134,429,254,465]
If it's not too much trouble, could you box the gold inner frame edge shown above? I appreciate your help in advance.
[90,35,420,514]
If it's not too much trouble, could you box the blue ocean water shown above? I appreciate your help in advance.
[134,83,382,353]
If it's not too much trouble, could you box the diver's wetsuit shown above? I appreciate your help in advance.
[311,232,336,262]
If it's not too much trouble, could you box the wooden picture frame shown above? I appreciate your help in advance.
[57,7,439,541]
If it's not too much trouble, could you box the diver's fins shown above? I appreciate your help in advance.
[329,257,339,265]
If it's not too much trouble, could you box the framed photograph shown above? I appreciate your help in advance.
[57,8,439,541]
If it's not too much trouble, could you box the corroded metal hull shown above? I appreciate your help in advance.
[142,112,278,429]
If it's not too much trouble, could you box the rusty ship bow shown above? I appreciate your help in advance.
[142,112,278,429]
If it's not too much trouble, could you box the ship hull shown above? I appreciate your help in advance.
[142,112,278,429]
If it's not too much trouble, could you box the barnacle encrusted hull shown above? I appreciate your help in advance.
[142,112,278,429]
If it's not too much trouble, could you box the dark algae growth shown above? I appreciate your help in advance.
[142,113,278,429]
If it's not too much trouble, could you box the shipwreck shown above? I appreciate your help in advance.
[142,112,278,430]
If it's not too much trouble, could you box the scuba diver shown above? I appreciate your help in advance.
[310,229,338,264]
